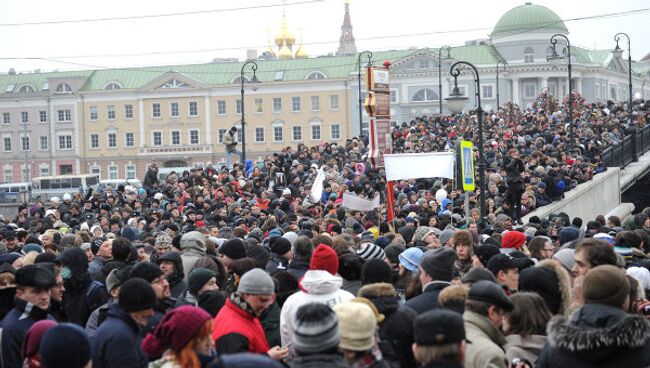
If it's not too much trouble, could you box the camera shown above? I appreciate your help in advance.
[642,305,650,315]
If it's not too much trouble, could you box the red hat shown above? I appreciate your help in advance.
[142,305,211,359]
[501,231,526,249]
[310,244,339,276]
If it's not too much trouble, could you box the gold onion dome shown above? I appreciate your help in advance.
[279,43,293,59]
[295,44,308,58]
[275,14,295,48]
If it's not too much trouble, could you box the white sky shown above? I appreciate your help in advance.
[0,0,648,73]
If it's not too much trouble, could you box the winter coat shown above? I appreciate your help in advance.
[280,270,354,350]
[92,303,148,368]
[180,232,206,281]
[537,303,650,368]
[260,302,281,348]
[175,289,226,317]
[86,299,116,338]
[463,311,508,368]
[404,281,451,315]
[211,298,270,354]
[286,259,309,281]
[88,256,107,279]
[341,279,362,296]
[504,334,546,366]
[290,353,349,368]
[265,253,290,276]
[0,299,54,368]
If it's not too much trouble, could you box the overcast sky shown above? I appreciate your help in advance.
[0,0,648,73]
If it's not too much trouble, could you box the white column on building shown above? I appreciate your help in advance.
[511,78,520,106]
[138,99,145,147]
[574,78,582,94]
[541,77,548,91]
[204,96,212,145]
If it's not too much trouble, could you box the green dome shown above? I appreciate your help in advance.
[492,3,567,35]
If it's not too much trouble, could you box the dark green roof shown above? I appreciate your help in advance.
[492,3,567,35]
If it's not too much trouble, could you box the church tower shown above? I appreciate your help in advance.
[336,0,357,56]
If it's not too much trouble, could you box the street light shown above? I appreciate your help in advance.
[548,34,573,152]
[438,45,452,115]
[357,50,372,138]
[495,60,507,109]
[614,33,633,125]
[446,61,486,218]
[240,60,260,164]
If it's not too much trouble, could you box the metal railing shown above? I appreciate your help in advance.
[601,125,650,168]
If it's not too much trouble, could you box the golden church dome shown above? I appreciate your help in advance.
[295,44,308,58]
[278,43,293,59]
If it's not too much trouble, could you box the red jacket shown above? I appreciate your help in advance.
[211,298,270,354]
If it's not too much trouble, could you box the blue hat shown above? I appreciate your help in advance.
[40,323,91,368]
[398,247,424,273]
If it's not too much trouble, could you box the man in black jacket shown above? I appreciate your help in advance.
[404,247,456,315]
[504,148,525,223]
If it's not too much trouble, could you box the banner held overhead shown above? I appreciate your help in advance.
[383,152,455,181]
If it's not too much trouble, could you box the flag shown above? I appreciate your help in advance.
[308,167,325,204]
[342,193,380,212]
[386,181,395,224]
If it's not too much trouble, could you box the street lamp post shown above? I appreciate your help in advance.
[357,51,372,138]
[445,61,486,218]
[240,60,260,164]
[438,45,452,115]
[614,33,633,124]
[548,34,573,152]
[496,60,507,109]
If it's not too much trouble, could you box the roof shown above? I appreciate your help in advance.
[492,2,567,36]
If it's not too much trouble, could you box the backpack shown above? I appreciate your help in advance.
[86,280,107,311]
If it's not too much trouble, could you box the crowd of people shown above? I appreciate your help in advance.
[0,97,648,368]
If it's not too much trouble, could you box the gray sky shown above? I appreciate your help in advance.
[0,0,648,73]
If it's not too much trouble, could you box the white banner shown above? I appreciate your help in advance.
[309,167,325,204]
[342,193,381,212]
[384,152,455,181]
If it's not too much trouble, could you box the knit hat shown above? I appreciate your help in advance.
[154,233,173,248]
[310,244,339,276]
[582,265,630,308]
[129,262,163,283]
[293,303,340,354]
[558,227,580,245]
[282,232,298,246]
[414,309,466,346]
[219,238,247,260]
[91,238,105,254]
[356,242,386,261]
[267,228,284,241]
[119,278,157,312]
[398,247,423,273]
[519,267,562,314]
[552,249,576,274]
[438,229,455,246]
[237,268,275,295]
[105,269,122,292]
[474,244,501,267]
[142,305,211,358]
[338,252,363,281]
[627,267,650,291]
[419,247,457,281]
[384,244,405,264]
[501,231,526,249]
[333,302,376,352]
[361,259,392,285]
[22,320,57,361]
[40,323,91,368]
[245,243,270,268]
[270,237,292,256]
[188,268,216,296]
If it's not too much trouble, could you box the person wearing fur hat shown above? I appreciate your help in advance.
[142,305,215,366]
[451,230,475,278]
[404,247,456,314]
[537,265,650,368]
[279,244,354,356]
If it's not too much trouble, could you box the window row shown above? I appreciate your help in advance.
[215,95,340,115]
[89,104,134,121]
[90,164,137,180]
[89,130,200,148]
[2,110,57,124]
[149,102,199,119]
[228,124,341,143]
[2,135,72,151]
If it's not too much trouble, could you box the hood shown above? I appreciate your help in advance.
[536,259,572,316]
[180,231,206,254]
[357,282,399,315]
[299,270,343,295]
[547,304,650,363]
[156,251,185,281]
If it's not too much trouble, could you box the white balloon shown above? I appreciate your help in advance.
[435,189,448,203]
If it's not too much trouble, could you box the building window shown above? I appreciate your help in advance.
[152,131,162,146]
[56,83,72,93]
[482,85,494,98]
[255,127,265,142]
[161,79,190,88]
[17,85,35,93]
[330,95,339,110]
[273,97,282,112]
[236,100,242,114]
[107,133,117,148]
[125,104,133,119]
[3,137,11,152]
[90,134,99,149]
[273,126,283,142]
[21,111,28,124]
[189,130,199,145]
[2,113,9,125]
[107,106,116,120]
[126,165,136,179]
[610,87,617,100]
[152,103,161,118]
[58,135,72,150]
[171,131,181,145]
[254,98,263,113]
[524,84,536,98]
[170,102,179,117]
[331,124,341,140]
[292,126,302,141]
[311,124,321,140]
[21,136,30,151]
[4,168,12,183]
[189,101,198,116]
[305,71,326,80]
[524,47,534,63]
[104,82,122,90]
[89,106,98,121]
[125,133,135,147]
[40,167,49,177]
[90,167,100,175]
[39,111,47,123]
[57,109,72,122]
[108,166,118,180]
[217,100,227,115]
[218,129,227,143]
[310,96,320,111]
[292,97,301,112]
[39,136,48,150]
[412,88,438,102]
[390,89,398,103]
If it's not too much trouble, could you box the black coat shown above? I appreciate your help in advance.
[537,303,650,368]
[92,304,148,368]
[404,281,451,315]
[290,353,349,368]
[371,294,418,368]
